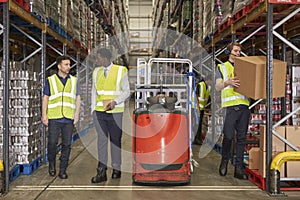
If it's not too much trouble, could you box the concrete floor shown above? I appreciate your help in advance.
[2,101,300,200]
[2,128,300,200]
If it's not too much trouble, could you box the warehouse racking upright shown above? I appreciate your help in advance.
[151,0,300,196]
[0,0,130,194]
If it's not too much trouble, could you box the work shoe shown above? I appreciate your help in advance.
[58,171,68,179]
[91,167,107,183]
[49,163,56,177]
[234,166,248,180]
[112,169,121,179]
[219,159,229,176]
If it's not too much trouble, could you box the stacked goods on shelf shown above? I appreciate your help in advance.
[72,0,81,43]
[0,62,42,166]
[181,0,191,30]
[202,0,215,41]
[9,62,42,165]
[286,126,300,178]
[192,0,202,43]
[45,0,59,24]
[0,71,17,171]
[217,0,233,25]
[80,0,89,49]
[291,65,300,125]
[257,125,286,178]
[232,0,252,16]
[90,11,98,49]
[24,0,46,20]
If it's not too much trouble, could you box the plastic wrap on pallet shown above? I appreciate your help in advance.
[202,0,216,41]
[193,0,203,42]
[232,0,252,15]
[24,0,46,21]
[219,0,233,25]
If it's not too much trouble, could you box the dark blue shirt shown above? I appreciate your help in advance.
[43,74,81,123]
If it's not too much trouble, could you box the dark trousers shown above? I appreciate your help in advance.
[94,111,123,171]
[195,110,205,140]
[221,105,250,167]
[48,120,74,171]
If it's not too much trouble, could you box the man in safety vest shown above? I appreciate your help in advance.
[215,42,250,180]
[194,77,210,145]
[42,55,81,179]
[91,48,130,183]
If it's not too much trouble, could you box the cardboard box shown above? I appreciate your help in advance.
[259,125,285,152]
[248,147,260,170]
[258,149,285,178]
[285,126,300,177]
[234,56,287,100]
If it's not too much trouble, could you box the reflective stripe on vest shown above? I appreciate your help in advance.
[93,64,126,113]
[197,81,210,110]
[47,74,77,119]
[219,62,249,107]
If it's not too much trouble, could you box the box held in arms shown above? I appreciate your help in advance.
[234,56,287,100]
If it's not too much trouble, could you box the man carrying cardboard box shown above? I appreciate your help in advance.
[215,42,250,180]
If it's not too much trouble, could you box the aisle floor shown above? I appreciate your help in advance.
[2,127,300,200]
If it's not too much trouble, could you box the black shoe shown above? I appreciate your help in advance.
[112,169,121,179]
[234,167,248,180]
[49,163,56,177]
[91,167,107,183]
[193,137,203,145]
[58,171,68,179]
[219,159,229,176]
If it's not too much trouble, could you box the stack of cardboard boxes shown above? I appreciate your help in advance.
[249,126,300,178]
[235,56,300,178]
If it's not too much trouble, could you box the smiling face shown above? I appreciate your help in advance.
[229,45,242,63]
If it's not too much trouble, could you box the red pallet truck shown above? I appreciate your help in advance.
[132,58,194,185]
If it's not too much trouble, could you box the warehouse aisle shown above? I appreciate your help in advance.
[3,126,300,200]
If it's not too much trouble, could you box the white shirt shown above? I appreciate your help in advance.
[91,63,130,112]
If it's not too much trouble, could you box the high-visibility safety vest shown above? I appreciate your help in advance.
[93,64,127,113]
[218,61,249,107]
[197,81,211,111]
[47,74,77,119]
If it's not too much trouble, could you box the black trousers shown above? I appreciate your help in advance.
[94,111,123,171]
[195,110,205,140]
[221,105,250,168]
[48,120,74,171]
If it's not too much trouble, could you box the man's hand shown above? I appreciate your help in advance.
[105,101,116,111]
[228,77,240,88]
[42,115,48,126]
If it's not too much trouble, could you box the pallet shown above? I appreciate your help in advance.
[9,165,21,182]
[19,156,42,175]
[246,166,266,190]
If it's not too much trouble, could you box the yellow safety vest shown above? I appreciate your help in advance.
[218,61,249,107]
[47,74,77,119]
[197,81,210,111]
[93,64,127,113]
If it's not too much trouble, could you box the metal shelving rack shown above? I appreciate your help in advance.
[151,0,300,196]
[205,0,300,195]
[0,0,87,194]
[0,0,109,194]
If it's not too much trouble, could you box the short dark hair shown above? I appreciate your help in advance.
[97,48,112,60]
[227,42,242,52]
[56,55,70,65]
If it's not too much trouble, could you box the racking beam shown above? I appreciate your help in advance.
[207,1,267,49]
